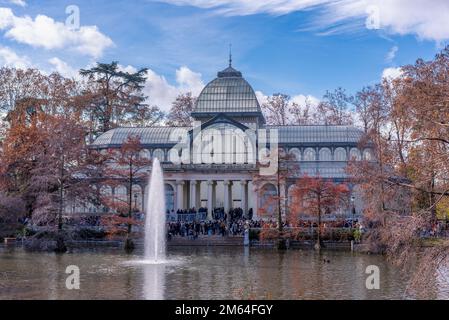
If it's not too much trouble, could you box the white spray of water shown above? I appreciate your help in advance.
[144,158,166,262]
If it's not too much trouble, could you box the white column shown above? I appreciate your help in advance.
[196,181,201,208]
[223,180,233,215]
[240,180,248,215]
[176,180,185,211]
[190,180,198,209]
[207,180,216,220]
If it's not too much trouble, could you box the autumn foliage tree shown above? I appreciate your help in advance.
[0,64,164,253]
[252,148,300,248]
[289,175,349,250]
[100,135,151,251]
[350,46,449,291]
[0,69,101,251]
[0,68,45,114]
[28,114,97,232]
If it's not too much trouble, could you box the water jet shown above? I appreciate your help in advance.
[144,158,166,262]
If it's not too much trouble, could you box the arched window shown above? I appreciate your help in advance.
[334,147,347,161]
[139,149,151,160]
[363,148,374,161]
[259,183,277,216]
[193,123,252,165]
[289,148,301,161]
[303,148,316,161]
[349,148,361,161]
[152,149,165,162]
[319,148,332,161]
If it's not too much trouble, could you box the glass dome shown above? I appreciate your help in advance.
[192,65,262,115]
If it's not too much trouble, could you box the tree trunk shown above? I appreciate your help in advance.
[55,155,67,254]
[58,155,64,231]
[125,161,134,253]
[58,182,63,231]
[430,173,437,224]
[315,197,322,251]
[276,156,287,250]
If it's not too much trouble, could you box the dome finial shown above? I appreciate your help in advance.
[229,43,232,67]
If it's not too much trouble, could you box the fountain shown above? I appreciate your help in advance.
[144,158,166,262]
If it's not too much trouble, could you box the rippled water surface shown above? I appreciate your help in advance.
[0,246,447,300]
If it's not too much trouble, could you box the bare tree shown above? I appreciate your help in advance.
[166,92,196,126]
[289,97,315,125]
[315,88,354,125]
[261,93,291,125]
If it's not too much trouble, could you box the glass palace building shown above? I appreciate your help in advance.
[87,63,371,221]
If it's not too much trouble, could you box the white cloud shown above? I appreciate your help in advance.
[0,7,14,29]
[161,0,330,16]
[255,91,268,106]
[175,66,204,95]
[385,45,398,63]
[0,45,31,68]
[118,64,138,74]
[291,94,320,107]
[382,67,402,80]
[144,66,205,111]
[8,0,26,7]
[0,8,113,58]
[160,0,449,42]
[48,57,78,78]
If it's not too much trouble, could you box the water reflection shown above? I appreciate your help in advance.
[143,264,166,300]
[0,246,446,300]
[437,265,449,299]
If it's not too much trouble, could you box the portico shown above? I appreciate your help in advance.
[165,172,254,219]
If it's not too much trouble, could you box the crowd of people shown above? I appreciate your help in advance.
[166,212,292,239]
[167,219,262,239]
[165,207,261,238]
[167,207,255,223]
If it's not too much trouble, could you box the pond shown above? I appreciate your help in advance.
[0,246,447,300]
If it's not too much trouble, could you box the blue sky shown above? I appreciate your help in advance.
[0,0,448,110]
